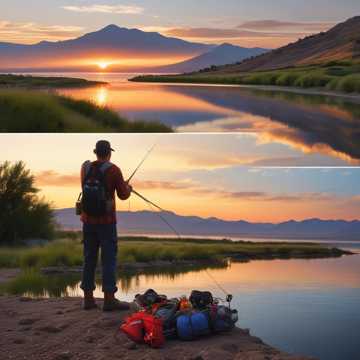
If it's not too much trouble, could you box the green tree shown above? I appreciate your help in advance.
[0,161,54,245]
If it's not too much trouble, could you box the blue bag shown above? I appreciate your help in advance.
[176,311,210,341]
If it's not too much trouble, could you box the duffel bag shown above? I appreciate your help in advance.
[177,311,211,341]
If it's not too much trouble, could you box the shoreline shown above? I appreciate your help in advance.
[130,76,360,102]
[0,296,313,360]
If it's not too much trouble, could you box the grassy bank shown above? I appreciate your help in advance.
[132,61,360,94]
[0,237,350,269]
[0,89,172,132]
[0,74,106,88]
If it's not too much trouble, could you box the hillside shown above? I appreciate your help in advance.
[55,209,360,239]
[212,16,360,73]
[155,43,268,73]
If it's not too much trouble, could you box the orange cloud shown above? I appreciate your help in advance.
[0,20,83,44]
[35,170,79,187]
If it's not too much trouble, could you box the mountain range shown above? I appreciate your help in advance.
[210,16,360,73]
[0,25,267,72]
[55,209,360,240]
[154,43,267,73]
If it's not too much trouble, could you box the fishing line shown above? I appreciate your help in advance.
[132,189,181,239]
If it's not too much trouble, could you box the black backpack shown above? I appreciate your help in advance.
[81,161,112,216]
[189,290,213,310]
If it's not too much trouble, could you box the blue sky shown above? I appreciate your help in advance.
[1,0,359,47]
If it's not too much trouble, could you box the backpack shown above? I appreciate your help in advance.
[120,312,165,348]
[81,161,113,216]
[154,299,180,339]
[120,312,145,344]
[135,289,166,309]
[189,290,213,310]
[209,305,238,333]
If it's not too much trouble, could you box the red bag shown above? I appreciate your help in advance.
[120,313,145,343]
[142,313,165,348]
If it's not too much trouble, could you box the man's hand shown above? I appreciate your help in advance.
[126,182,133,194]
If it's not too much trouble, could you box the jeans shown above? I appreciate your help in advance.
[80,223,118,293]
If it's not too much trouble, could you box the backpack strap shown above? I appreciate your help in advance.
[98,161,113,174]
[82,161,92,188]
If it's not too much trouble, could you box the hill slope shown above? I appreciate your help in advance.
[213,16,360,73]
[55,209,360,239]
[155,43,268,73]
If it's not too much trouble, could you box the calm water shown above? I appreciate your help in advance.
[12,242,360,360]
[46,72,360,165]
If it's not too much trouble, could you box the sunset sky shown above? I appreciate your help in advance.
[1,134,359,222]
[1,0,359,48]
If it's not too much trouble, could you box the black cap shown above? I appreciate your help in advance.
[94,140,115,155]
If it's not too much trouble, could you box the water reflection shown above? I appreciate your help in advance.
[57,78,360,164]
[3,254,360,359]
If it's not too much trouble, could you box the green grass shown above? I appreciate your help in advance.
[0,74,106,88]
[0,89,172,132]
[0,268,80,297]
[0,237,349,270]
[131,61,360,94]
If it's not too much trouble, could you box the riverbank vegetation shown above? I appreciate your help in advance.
[0,236,350,270]
[0,74,106,88]
[0,89,172,132]
[132,61,360,94]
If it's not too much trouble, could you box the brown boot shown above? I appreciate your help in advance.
[103,292,130,312]
[83,291,98,310]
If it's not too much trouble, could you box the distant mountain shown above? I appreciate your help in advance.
[209,16,360,73]
[155,43,268,73]
[55,209,360,240]
[0,24,213,70]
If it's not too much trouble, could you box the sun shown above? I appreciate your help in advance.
[97,61,110,70]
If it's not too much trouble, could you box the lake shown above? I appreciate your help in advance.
[11,242,360,360]
[43,72,360,166]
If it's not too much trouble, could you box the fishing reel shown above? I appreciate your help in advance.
[226,294,233,307]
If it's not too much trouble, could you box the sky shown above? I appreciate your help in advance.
[1,134,359,222]
[1,0,359,48]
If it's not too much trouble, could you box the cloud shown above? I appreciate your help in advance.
[165,20,333,40]
[36,170,79,187]
[0,20,83,44]
[165,28,266,39]
[62,4,144,15]
[238,20,334,32]
[163,20,334,48]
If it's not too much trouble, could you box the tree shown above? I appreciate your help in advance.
[0,161,55,245]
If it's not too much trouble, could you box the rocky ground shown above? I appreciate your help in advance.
[0,296,314,360]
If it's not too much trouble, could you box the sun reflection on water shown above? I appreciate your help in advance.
[95,87,108,106]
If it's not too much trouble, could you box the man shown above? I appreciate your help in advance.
[80,140,132,311]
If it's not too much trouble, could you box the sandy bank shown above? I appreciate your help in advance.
[0,296,314,360]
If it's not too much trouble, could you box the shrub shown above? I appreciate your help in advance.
[294,73,333,88]
[333,74,360,93]
[0,161,55,245]
[275,73,301,86]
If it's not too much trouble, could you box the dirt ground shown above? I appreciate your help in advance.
[0,296,314,360]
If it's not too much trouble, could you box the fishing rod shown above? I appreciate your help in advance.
[126,144,234,305]
[126,143,181,238]
[127,143,157,183]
